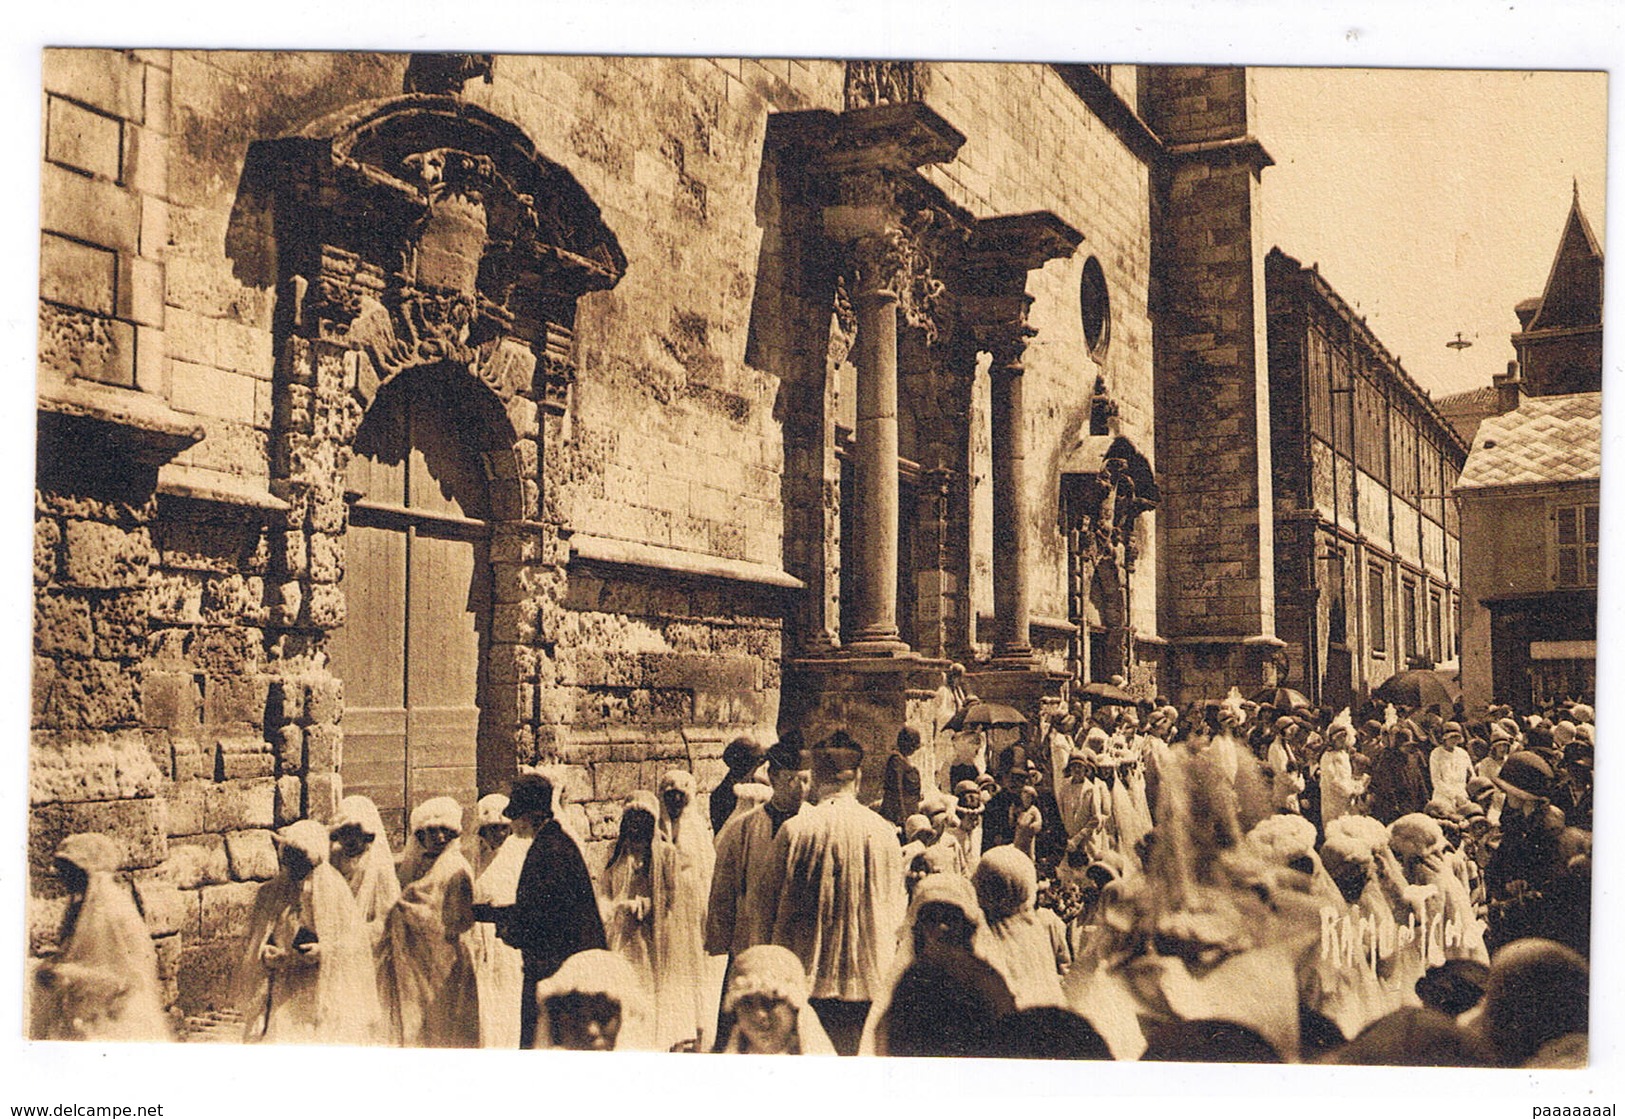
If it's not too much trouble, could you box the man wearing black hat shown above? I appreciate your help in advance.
[707,732,809,960]
[500,772,606,1048]
[709,735,766,836]
[1484,750,1567,951]
[706,731,811,1048]
[762,729,905,1055]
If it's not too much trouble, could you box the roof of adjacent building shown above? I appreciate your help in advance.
[1436,385,1499,414]
[1455,391,1602,491]
[1434,384,1503,446]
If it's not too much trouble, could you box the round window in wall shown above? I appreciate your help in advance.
[1080,255,1111,359]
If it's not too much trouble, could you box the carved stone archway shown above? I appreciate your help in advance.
[237,81,625,820]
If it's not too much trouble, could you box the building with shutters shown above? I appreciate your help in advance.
[1455,191,1603,714]
[31,50,1320,1022]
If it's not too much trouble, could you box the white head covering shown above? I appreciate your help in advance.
[725,782,773,828]
[477,793,510,828]
[859,873,1013,1054]
[31,835,171,1042]
[532,948,655,1050]
[1327,708,1355,748]
[398,796,465,884]
[720,944,837,1054]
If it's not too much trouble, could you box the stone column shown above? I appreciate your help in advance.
[989,322,1036,659]
[961,212,1082,666]
[838,226,910,655]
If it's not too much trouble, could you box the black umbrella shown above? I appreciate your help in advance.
[1251,686,1311,711]
[960,701,1028,729]
[1372,669,1456,711]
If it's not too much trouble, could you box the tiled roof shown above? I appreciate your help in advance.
[1456,392,1602,490]
[1436,386,1498,413]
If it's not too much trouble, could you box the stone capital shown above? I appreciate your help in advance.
[961,293,1036,366]
[966,211,1084,273]
[812,101,966,178]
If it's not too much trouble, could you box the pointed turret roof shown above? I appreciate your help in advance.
[1526,185,1604,332]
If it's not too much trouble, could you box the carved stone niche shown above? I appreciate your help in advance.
[242,96,626,416]
[1058,434,1160,570]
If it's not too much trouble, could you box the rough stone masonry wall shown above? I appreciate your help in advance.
[33,51,388,1018]
[33,49,185,1012]
[31,464,177,1002]
[136,53,407,1016]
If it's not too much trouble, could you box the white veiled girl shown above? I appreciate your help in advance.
[859,873,1016,1057]
[718,943,836,1054]
[654,769,716,1051]
[1319,712,1367,827]
[599,792,660,1006]
[30,833,171,1042]
[328,795,400,951]
[379,796,480,1047]
[470,793,527,1049]
[532,948,656,1051]
[972,846,1070,1009]
[234,819,382,1044]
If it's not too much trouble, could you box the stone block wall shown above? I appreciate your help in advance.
[545,564,783,871]
[33,51,1257,1018]
[1142,67,1280,700]
[40,50,169,394]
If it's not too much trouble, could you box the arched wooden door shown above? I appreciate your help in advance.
[329,370,494,847]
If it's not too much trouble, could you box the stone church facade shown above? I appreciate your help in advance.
[33,50,1290,1019]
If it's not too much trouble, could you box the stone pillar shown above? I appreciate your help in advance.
[960,212,1083,667]
[777,101,966,773]
[843,232,909,655]
[989,326,1035,659]
[1142,66,1283,702]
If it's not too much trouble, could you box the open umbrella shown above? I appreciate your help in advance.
[1078,680,1138,704]
[960,701,1028,729]
[1250,686,1310,712]
[1371,669,1456,711]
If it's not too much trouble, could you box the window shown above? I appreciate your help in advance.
[1080,256,1111,359]
[1354,370,1388,483]
[1429,590,1443,663]
[1402,577,1419,663]
[1555,503,1600,587]
[1367,563,1386,653]
[1324,545,1348,645]
[1308,328,1331,440]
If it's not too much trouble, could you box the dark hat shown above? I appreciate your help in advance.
[995,744,1030,775]
[504,773,555,819]
[1564,740,1594,767]
[723,735,765,772]
[811,730,864,774]
[1492,751,1554,802]
[765,730,806,772]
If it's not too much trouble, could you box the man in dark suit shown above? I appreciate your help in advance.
[500,772,607,1048]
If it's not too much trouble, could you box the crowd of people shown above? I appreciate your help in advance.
[28,678,1594,1067]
